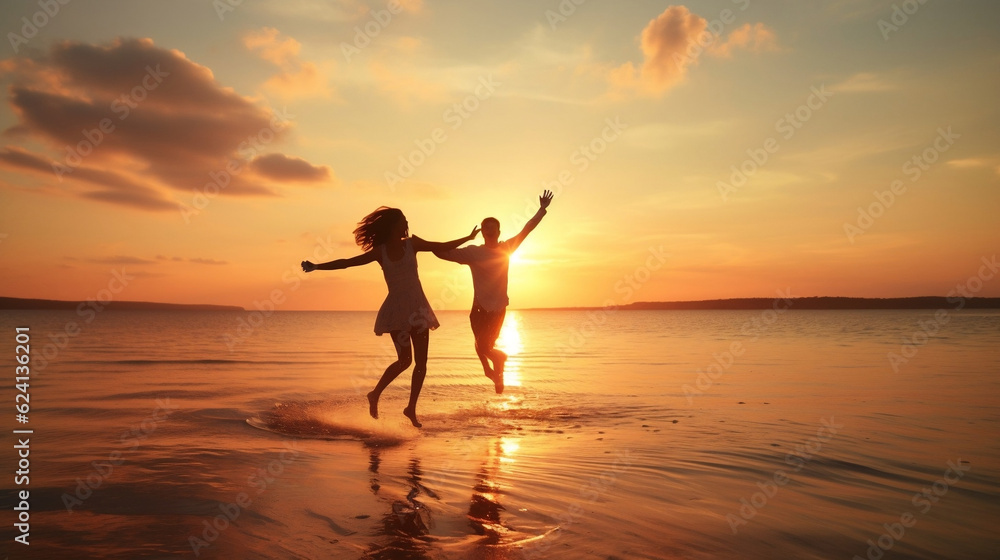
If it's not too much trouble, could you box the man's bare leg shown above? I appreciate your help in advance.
[486,348,506,394]
[475,342,493,377]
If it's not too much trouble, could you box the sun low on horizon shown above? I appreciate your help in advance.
[1,0,998,311]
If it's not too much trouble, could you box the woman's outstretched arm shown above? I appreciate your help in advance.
[411,226,480,253]
[302,250,377,272]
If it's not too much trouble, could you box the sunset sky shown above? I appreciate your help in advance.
[1,0,998,310]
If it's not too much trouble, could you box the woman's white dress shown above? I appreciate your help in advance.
[373,239,439,335]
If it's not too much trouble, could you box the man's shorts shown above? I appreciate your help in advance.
[470,303,506,350]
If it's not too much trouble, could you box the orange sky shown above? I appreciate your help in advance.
[0,1,998,310]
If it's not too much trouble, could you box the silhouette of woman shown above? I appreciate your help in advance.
[302,207,478,427]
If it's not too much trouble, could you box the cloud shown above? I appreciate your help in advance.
[252,153,331,182]
[946,158,987,168]
[243,27,333,100]
[254,0,421,22]
[73,255,159,265]
[0,37,331,212]
[609,6,707,96]
[831,72,897,93]
[0,145,176,211]
[708,23,779,58]
[609,6,778,97]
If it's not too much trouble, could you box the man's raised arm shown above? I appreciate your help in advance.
[509,189,553,250]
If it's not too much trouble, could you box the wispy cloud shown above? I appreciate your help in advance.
[252,153,331,182]
[708,23,779,58]
[243,27,333,100]
[831,72,897,93]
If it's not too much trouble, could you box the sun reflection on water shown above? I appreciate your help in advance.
[495,311,522,387]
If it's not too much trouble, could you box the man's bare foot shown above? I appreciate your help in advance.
[485,370,503,394]
[492,355,506,394]
[367,391,379,419]
[402,407,422,428]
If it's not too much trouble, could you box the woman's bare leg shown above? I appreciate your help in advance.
[403,329,429,428]
[368,331,412,419]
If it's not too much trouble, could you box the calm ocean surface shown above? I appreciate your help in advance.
[1,309,998,559]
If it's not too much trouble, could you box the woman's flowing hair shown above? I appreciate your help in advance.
[354,207,406,251]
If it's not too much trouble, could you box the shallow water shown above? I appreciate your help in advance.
[1,309,998,559]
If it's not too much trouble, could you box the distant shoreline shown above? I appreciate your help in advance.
[3,295,1000,312]
[0,297,244,312]
[539,296,1000,311]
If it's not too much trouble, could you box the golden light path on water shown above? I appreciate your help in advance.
[495,311,523,388]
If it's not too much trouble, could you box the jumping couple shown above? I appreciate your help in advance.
[301,190,553,427]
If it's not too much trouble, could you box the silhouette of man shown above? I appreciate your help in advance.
[435,190,553,393]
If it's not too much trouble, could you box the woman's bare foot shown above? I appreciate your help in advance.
[402,407,422,428]
[367,391,379,419]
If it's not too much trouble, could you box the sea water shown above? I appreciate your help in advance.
[0,309,998,559]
